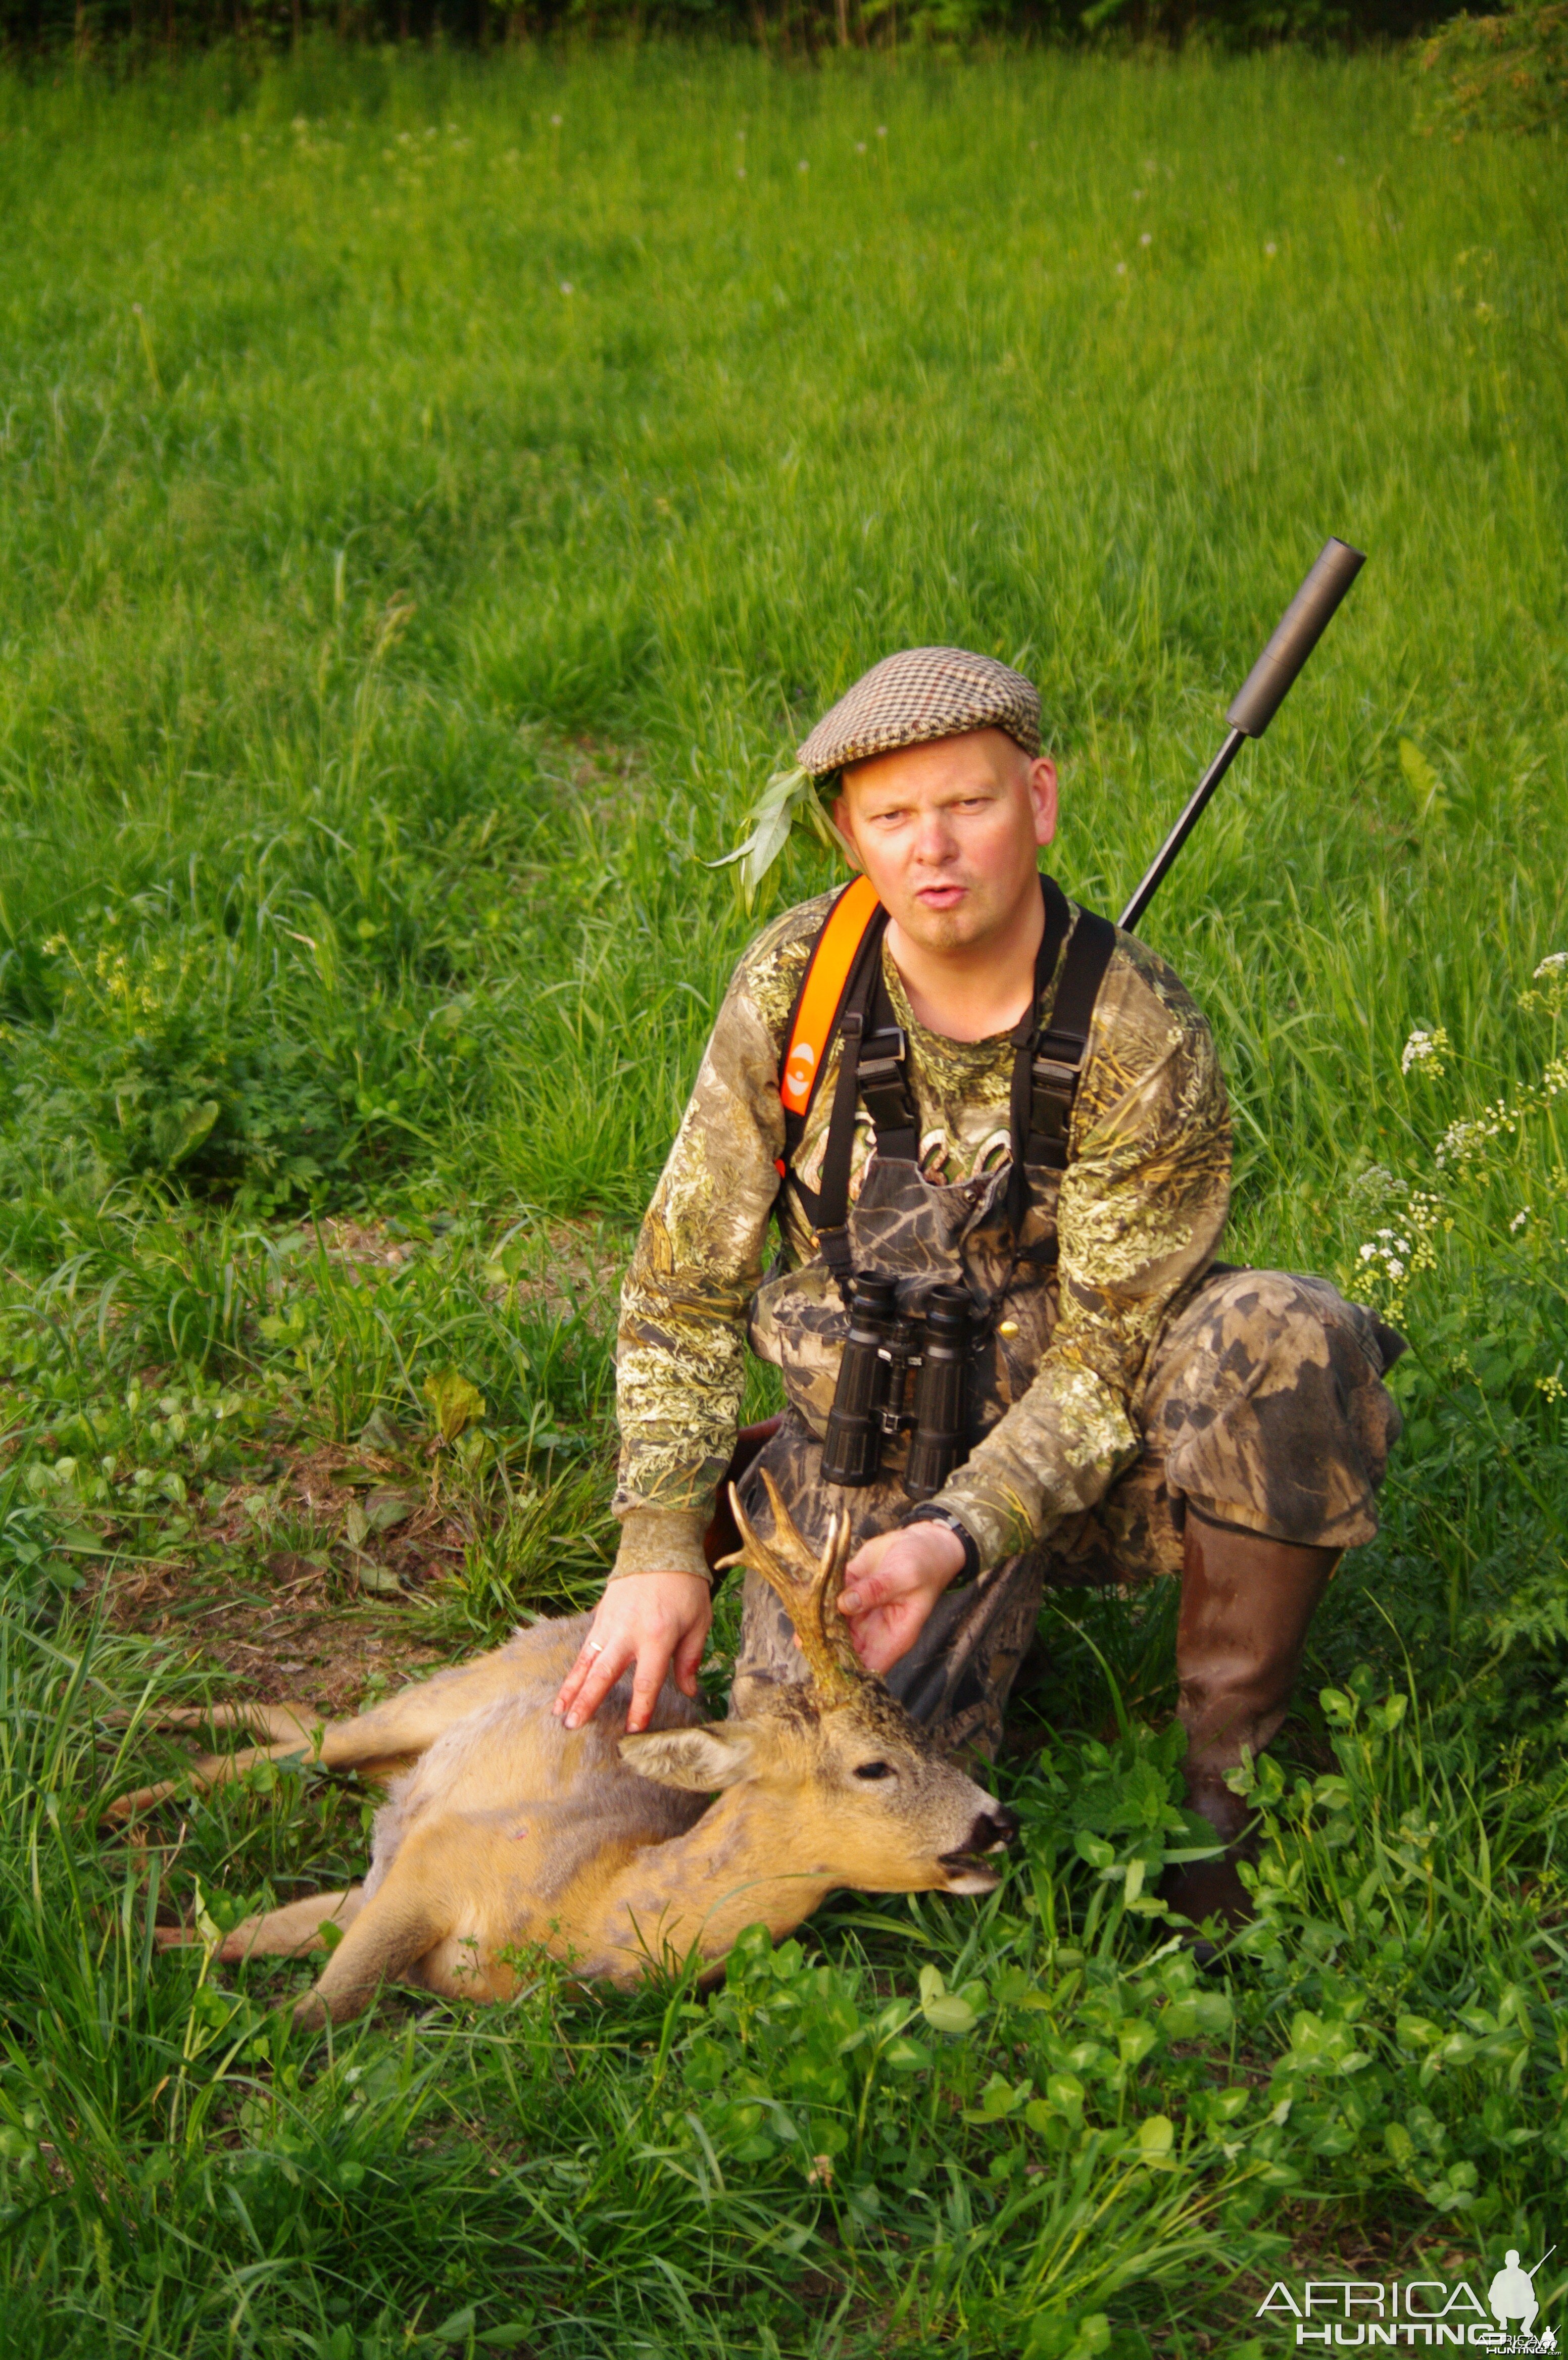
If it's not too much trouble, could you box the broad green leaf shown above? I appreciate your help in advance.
[1399,736,1448,817]
[422,1368,486,1442]
[356,1562,407,1597]
[151,1098,221,1168]
[364,1486,414,1533]
[922,1993,978,2036]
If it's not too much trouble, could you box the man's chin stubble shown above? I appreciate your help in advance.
[900,902,987,955]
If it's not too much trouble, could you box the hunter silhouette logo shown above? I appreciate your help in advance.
[1255,2246,1558,2349]
[783,1038,818,1101]
[1487,2251,1556,2349]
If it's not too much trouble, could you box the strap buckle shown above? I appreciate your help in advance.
[1026,1052,1079,1170]
[858,1028,917,1141]
[856,1027,907,1088]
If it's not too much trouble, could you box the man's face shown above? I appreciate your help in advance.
[832,728,1058,954]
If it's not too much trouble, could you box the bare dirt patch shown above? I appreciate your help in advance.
[86,1433,473,1716]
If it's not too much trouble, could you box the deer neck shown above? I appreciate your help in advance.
[591,1783,839,1974]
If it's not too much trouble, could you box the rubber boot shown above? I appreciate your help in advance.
[1163,1508,1339,1935]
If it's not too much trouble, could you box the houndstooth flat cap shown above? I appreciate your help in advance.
[797,647,1041,779]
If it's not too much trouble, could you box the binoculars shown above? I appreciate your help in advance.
[821,1274,974,1501]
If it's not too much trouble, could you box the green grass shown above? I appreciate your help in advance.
[1,38,1566,2360]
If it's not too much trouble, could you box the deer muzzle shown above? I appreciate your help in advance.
[938,1803,1019,1892]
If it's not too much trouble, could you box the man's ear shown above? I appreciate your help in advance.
[619,1723,757,1793]
[830,791,861,870]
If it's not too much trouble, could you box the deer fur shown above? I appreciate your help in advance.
[114,1480,1017,2026]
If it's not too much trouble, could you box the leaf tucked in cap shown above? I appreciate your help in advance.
[705,766,853,911]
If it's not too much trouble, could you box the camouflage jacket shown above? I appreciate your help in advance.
[611,887,1232,1581]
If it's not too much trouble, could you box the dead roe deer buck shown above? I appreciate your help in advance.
[110,1477,1018,2026]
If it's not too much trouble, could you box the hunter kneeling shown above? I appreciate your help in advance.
[555,647,1405,1930]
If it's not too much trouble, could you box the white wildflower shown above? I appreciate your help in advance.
[1265,241,1278,257]
[1140,232,1152,247]
[1510,1208,1531,1233]
[1522,951,1568,1017]
[1401,1025,1450,1076]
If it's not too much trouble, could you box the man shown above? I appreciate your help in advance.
[554,648,1403,1924]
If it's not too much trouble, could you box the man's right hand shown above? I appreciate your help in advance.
[551,1572,713,1734]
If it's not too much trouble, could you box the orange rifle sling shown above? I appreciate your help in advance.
[775,873,883,1171]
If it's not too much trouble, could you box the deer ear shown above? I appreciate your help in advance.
[619,1723,756,1793]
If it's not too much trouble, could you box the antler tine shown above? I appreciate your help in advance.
[725,1472,864,1706]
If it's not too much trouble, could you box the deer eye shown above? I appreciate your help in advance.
[854,1761,895,1781]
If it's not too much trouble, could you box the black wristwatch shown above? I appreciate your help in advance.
[899,1504,981,1584]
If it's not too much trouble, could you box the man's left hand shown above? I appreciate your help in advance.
[837,1521,967,1676]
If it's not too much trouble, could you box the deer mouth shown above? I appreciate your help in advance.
[938,1805,1019,1893]
[939,1855,1005,1895]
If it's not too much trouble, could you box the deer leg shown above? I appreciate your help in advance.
[102,1649,535,1826]
[220,1887,365,1963]
[106,1702,324,1744]
[155,1887,365,1959]
[295,1867,448,2029]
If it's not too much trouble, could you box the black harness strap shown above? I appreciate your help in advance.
[1021,886,1116,1174]
[856,959,920,1163]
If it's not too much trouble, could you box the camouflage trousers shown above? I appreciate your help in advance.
[735,1266,1405,1760]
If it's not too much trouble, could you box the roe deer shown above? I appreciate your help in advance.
[115,1476,1017,2025]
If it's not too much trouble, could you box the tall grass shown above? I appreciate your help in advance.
[0,41,1564,2358]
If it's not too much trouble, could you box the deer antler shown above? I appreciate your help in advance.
[721,1471,864,1707]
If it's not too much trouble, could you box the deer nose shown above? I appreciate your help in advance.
[970,1805,1019,1854]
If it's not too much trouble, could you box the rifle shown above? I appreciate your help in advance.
[1119,537,1366,933]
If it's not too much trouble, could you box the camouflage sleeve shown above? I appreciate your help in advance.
[609,898,829,1581]
[937,938,1232,1568]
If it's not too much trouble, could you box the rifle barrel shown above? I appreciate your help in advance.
[1118,536,1366,935]
[1118,728,1247,933]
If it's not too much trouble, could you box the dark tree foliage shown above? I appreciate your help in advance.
[1,0,1465,62]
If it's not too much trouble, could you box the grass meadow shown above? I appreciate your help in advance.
[1,37,1566,2358]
